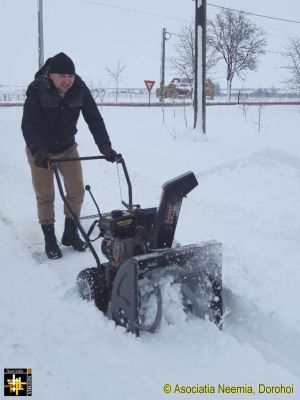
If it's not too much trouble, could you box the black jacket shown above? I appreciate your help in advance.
[21,63,111,155]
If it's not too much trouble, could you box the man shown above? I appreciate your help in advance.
[22,52,117,260]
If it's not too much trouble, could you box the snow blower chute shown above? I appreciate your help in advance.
[50,155,222,335]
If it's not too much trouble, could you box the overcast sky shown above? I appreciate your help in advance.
[1,0,300,89]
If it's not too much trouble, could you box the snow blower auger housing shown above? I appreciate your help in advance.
[49,155,222,335]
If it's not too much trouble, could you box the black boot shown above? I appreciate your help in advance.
[41,224,62,259]
[61,217,87,252]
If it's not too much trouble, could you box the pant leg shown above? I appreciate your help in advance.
[57,144,85,218]
[26,147,55,225]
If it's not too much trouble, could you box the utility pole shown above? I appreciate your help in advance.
[160,28,167,102]
[194,0,206,134]
[38,0,44,69]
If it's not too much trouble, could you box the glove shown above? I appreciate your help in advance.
[34,148,49,169]
[99,144,118,163]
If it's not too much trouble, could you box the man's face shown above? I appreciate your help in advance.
[49,73,75,93]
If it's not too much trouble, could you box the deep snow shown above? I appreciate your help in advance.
[0,104,299,399]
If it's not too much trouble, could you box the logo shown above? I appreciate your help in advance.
[165,205,175,225]
[4,369,32,397]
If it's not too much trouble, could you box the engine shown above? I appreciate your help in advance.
[98,171,198,268]
[99,208,156,267]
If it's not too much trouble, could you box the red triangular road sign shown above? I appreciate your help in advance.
[144,80,155,92]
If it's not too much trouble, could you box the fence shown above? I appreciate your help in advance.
[1,86,300,104]
[213,88,300,103]
[0,89,26,103]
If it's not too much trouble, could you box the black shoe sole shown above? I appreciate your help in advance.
[46,250,62,259]
[62,240,87,252]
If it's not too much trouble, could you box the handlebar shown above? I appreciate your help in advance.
[48,154,133,268]
[49,154,122,163]
[48,154,133,210]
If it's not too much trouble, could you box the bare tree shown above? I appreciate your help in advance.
[239,102,248,122]
[168,22,220,85]
[105,61,126,102]
[87,78,107,103]
[254,103,264,133]
[284,37,300,89]
[208,9,266,101]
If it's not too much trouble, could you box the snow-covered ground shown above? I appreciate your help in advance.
[0,104,299,399]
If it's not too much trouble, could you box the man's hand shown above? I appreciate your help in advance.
[99,144,118,163]
[34,148,49,169]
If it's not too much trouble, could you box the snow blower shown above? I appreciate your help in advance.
[50,155,222,335]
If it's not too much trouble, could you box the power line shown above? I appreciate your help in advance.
[80,0,300,29]
[165,29,287,57]
[207,2,300,25]
[80,0,188,22]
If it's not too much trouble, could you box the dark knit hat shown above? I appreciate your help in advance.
[49,52,75,74]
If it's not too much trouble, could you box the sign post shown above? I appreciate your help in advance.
[38,0,44,68]
[194,0,206,134]
[144,80,155,107]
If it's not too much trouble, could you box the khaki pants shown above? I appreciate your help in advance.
[26,144,85,225]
